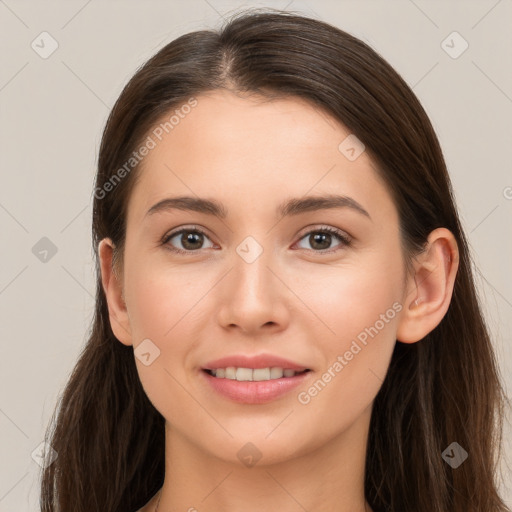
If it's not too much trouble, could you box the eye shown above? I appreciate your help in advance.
[161,226,215,254]
[294,226,351,253]
[161,225,351,255]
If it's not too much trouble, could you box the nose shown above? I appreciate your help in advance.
[216,243,290,335]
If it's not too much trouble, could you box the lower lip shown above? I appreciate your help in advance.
[201,370,311,404]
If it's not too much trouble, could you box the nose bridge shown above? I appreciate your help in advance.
[217,233,286,331]
[232,234,276,302]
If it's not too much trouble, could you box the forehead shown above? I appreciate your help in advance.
[125,89,396,227]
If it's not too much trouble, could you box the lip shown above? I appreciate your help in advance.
[203,353,310,371]
[201,368,312,404]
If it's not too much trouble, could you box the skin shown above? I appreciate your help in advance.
[98,89,459,512]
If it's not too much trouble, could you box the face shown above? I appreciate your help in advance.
[108,89,411,465]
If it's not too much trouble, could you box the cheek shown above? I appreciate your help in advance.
[126,261,202,341]
[125,263,208,391]
[125,266,204,415]
[295,252,403,345]
[292,254,402,408]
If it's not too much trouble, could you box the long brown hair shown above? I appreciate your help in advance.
[40,8,510,511]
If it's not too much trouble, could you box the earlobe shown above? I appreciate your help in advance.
[396,228,459,344]
[98,238,133,346]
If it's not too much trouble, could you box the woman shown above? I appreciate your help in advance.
[39,8,510,512]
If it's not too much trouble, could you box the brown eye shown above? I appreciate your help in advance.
[162,228,214,254]
[295,227,351,253]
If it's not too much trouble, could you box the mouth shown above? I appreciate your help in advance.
[202,367,311,381]
[200,367,313,404]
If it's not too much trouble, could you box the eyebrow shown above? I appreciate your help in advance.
[144,194,371,220]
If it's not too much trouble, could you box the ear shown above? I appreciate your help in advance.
[98,238,133,346]
[396,227,459,343]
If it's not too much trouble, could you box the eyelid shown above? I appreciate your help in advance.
[295,224,351,242]
[162,224,210,240]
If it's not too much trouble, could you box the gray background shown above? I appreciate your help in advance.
[0,0,511,509]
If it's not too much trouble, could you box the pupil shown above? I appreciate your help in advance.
[311,233,330,250]
[183,232,202,249]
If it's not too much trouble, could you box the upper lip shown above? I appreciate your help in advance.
[203,353,310,371]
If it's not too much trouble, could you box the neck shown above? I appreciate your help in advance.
[155,406,373,512]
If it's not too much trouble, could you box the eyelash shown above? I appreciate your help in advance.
[161,225,352,255]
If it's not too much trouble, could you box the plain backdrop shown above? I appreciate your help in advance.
[0,0,511,510]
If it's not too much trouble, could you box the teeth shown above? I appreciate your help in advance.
[253,368,270,381]
[270,367,284,379]
[207,367,306,381]
[236,367,253,381]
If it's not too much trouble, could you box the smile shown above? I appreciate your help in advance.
[201,367,312,404]
[204,367,311,381]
